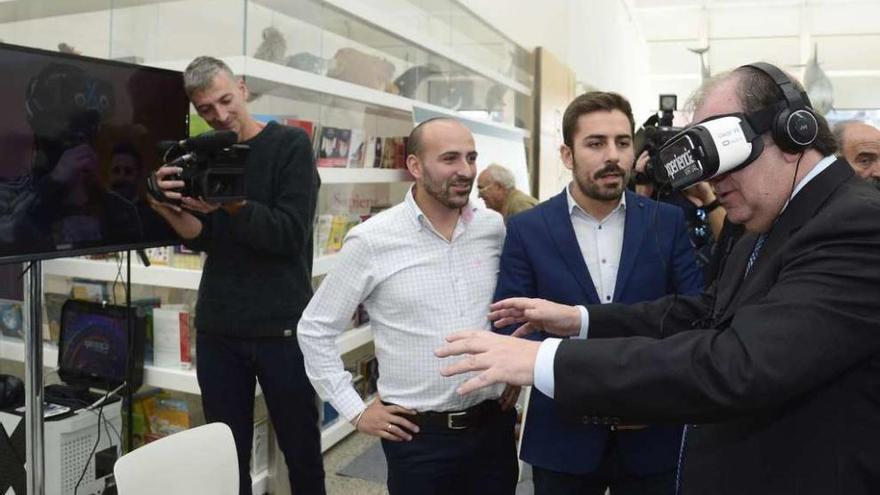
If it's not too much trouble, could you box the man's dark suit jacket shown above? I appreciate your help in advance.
[553,159,880,494]
[495,189,703,475]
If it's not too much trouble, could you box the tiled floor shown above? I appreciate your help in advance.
[324,432,388,495]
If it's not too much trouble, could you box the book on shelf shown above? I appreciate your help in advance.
[0,298,23,339]
[380,137,408,169]
[362,137,382,169]
[170,245,204,270]
[317,126,352,168]
[151,305,192,370]
[144,247,171,265]
[347,129,366,168]
[284,118,316,140]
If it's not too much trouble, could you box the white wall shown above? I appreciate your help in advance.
[460,0,652,118]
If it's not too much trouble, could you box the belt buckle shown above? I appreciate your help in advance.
[447,411,468,430]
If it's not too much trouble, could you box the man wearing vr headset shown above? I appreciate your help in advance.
[435,62,880,494]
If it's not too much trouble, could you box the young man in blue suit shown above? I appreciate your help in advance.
[494,91,702,494]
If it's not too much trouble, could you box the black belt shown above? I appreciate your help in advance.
[399,400,503,431]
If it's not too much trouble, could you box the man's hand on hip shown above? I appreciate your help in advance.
[355,401,419,442]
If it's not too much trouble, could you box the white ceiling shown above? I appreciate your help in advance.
[633,0,880,109]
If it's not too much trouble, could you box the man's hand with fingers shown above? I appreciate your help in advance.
[498,385,521,411]
[436,331,540,395]
[354,400,420,442]
[489,297,582,338]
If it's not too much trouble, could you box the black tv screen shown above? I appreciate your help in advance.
[0,43,188,263]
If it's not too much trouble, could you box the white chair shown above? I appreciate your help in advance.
[113,422,239,495]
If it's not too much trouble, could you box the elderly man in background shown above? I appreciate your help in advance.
[833,120,880,185]
[477,163,538,220]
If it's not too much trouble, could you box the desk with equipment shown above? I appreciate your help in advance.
[1,300,145,495]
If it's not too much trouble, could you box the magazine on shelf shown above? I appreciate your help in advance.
[317,126,352,167]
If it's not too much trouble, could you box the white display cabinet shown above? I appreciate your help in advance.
[0,0,533,472]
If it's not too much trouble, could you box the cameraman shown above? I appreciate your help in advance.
[148,57,324,495]
[634,150,728,283]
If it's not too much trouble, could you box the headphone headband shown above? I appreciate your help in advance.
[742,62,813,112]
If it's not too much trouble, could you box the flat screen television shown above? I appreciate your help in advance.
[0,42,188,264]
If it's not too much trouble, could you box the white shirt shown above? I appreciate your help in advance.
[566,184,627,304]
[534,155,840,398]
[297,187,506,421]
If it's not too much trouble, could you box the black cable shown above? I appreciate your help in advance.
[73,387,111,495]
[653,180,679,338]
[17,261,34,279]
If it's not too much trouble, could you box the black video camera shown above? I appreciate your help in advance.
[633,94,682,186]
[147,130,249,204]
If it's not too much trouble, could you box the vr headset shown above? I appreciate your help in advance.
[646,62,819,190]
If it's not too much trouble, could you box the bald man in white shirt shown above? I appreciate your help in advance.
[298,117,519,495]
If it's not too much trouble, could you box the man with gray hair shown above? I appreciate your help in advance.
[833,119,880,185]
[477,163,537,220]
[149,56,324,495]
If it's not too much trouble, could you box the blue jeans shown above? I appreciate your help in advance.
[196,333,325,495]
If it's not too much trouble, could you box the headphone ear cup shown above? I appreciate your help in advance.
[773,107,797,153]
[774,107,818,154]
[787,109,819,151]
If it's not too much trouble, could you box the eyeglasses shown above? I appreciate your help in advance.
[477,183,494,192]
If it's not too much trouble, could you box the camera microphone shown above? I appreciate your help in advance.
[179,130,238,151]
[158,130,239,154]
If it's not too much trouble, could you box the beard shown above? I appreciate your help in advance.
[421,168,473,209]
[573,159,629,201]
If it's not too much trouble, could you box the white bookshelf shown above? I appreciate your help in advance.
[43,258,202,290]
[0,325,370,395]
[44,253,341,287]
[149,56,528,139]
[319,167,412,184]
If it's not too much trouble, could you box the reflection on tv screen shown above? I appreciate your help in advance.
[0,43,188,263]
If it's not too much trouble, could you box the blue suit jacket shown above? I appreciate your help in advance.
[495,189,703,475]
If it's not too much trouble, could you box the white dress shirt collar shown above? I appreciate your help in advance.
[565,182,627,220]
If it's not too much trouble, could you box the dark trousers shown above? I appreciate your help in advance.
[381,406,519,495]
[532,431,675,495]
[196,333,326,495]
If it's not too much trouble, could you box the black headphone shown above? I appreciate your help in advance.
[742,62,819,154]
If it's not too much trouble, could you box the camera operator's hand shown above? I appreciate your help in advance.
[181,196,221,215]
[50,144,99,185]
[682,181,715,207]
[148,166,186,213]
[682,181,725,239]
[634,150,654,198]
[354,400,419,442]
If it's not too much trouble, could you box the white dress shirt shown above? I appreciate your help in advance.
[297,187,506,421]
[567,184,627,304]
[533,185,625,397]
[534,155,840,398]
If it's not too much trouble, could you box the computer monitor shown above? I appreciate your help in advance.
[58,299,145,391]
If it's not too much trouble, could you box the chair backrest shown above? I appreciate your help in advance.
[114,422,238,495]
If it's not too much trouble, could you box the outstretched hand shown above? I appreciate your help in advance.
[489,297,582,338]
[435,331,540,395]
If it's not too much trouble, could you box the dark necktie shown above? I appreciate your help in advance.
[745,233,768,277]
